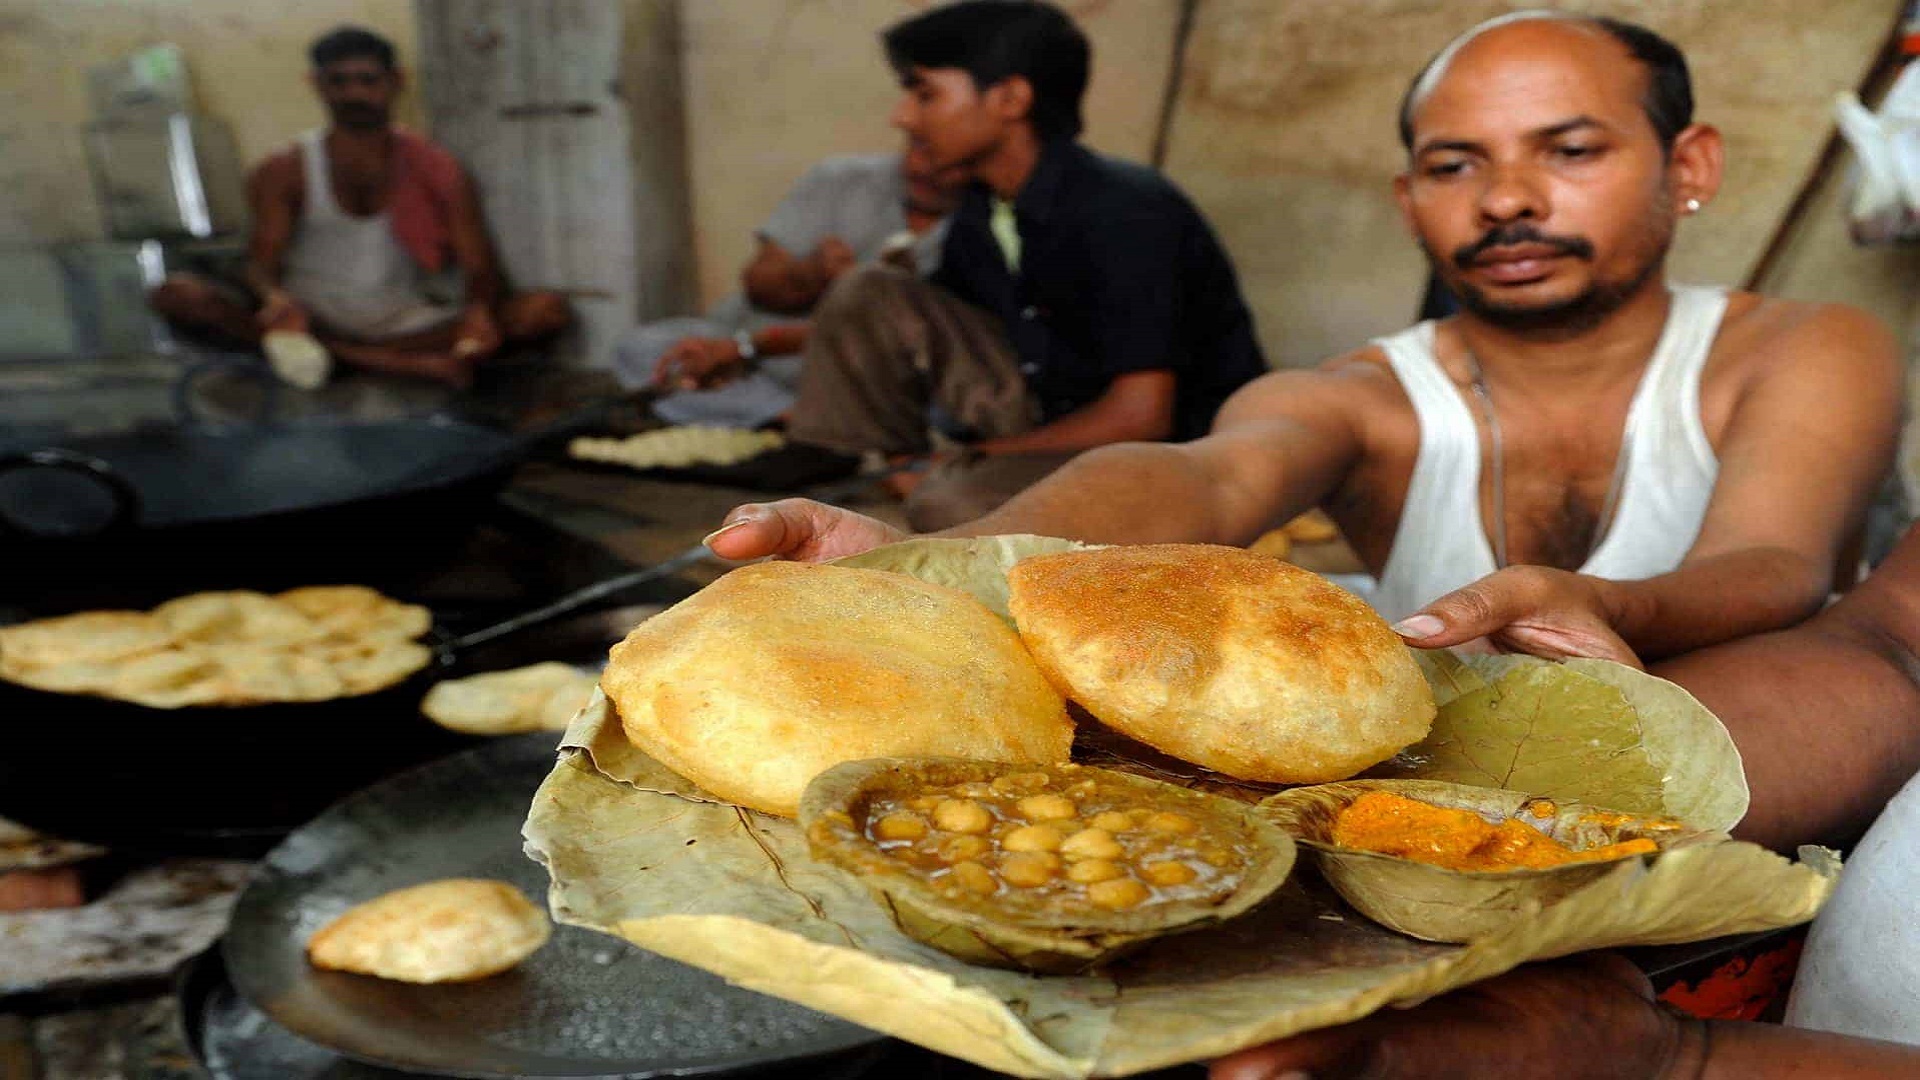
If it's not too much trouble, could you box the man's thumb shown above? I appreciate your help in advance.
[1391,579,1515,648]
[703,504,783,560]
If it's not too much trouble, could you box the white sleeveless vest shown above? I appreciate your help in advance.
[1367,285,1727,622]
[281,129,456,339]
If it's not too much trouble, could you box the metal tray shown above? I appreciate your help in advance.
[221,733,886,1077]
[176,947,891,1080]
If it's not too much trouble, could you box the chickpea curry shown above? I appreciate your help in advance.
[860,768,1258,914]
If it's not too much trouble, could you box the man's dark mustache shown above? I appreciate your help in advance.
[334,104,384,121]
[1452,225,1594,269]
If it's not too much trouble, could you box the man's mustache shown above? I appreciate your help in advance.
[333,103,385,122]
[1452,224,1594,269]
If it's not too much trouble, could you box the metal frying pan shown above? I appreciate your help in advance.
[221,733,886,1078]
[0,550,709,856]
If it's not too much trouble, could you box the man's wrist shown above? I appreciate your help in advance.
[1656,1012,1712,1080]
[1596,576,1655,644]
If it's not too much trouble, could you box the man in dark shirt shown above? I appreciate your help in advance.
[782,0,1265,530]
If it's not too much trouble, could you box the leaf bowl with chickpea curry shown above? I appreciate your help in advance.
[1260,779,1717,943]
[801,758,1296,974]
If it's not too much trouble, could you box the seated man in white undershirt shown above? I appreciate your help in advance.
[703,11,1901,662]
[150,26,571,389]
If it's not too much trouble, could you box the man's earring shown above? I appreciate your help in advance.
[1684,197,1702,214]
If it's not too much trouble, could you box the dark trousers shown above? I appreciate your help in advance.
[787,267,1076,531]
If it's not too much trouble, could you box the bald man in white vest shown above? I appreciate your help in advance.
[703,11,1901,664]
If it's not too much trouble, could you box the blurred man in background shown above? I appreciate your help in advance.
[149,26,571,388]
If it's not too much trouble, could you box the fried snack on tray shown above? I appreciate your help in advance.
[569,426,785,471]
[1008,544,1433,784]
[306,878,550,983]
[602,561,1072,817]
[1282,509,1341,544]
[423,661,599,735]
[0,588,433,707]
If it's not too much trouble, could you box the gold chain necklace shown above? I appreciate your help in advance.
[1462,348,1635,570]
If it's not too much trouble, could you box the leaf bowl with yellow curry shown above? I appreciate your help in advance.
[1260,778,1715,943]
[802,757,1297,974]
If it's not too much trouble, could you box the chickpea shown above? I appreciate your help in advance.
[1002,824,1066,853]
[1144,811,1199,835]
[1016,794,1078,821]
[1088,877,1151,911]
[907,795,942,812]
[1067,858,1126,884]
[999,851,1062,888]
[938,834,992,863]
[873,811,929,842]
[1060,827,1124,861]
[1142,860,1198,886]
[991,771,1051,795]
[934,798,993,834]
[1089,810,1136,833]
[946,861,998,895]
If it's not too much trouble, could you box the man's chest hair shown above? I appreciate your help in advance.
[331,160,391,215]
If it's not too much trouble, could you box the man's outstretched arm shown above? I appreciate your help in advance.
[938,365,1374,547]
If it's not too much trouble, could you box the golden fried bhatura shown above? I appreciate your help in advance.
[423,661,599,735]
[601,561,1073,817]
[306,878,550,982]
[1007,544,1434,784]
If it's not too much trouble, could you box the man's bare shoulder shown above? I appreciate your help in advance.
[1708,292,1901,445]
[1226,346,1397,402]
[254,147,302,181]
[249,148,303,197]
[1719,291,1899,377]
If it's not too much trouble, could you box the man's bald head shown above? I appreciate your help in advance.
[1397,12,1692,155]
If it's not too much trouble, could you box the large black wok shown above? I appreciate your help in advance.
[0,362,620,608]
[0,419,528,607]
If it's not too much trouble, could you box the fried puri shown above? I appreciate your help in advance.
[602,561,1073,817]
[0,587,433,707]
[306,878,550,983]
[1007,544,1434,783]
[423,661,599,735]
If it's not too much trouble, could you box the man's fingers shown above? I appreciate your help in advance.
[1391,568,1541,648]
[703,503,800,561]
[703,499,905,563]
[1502,621,1645,669]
